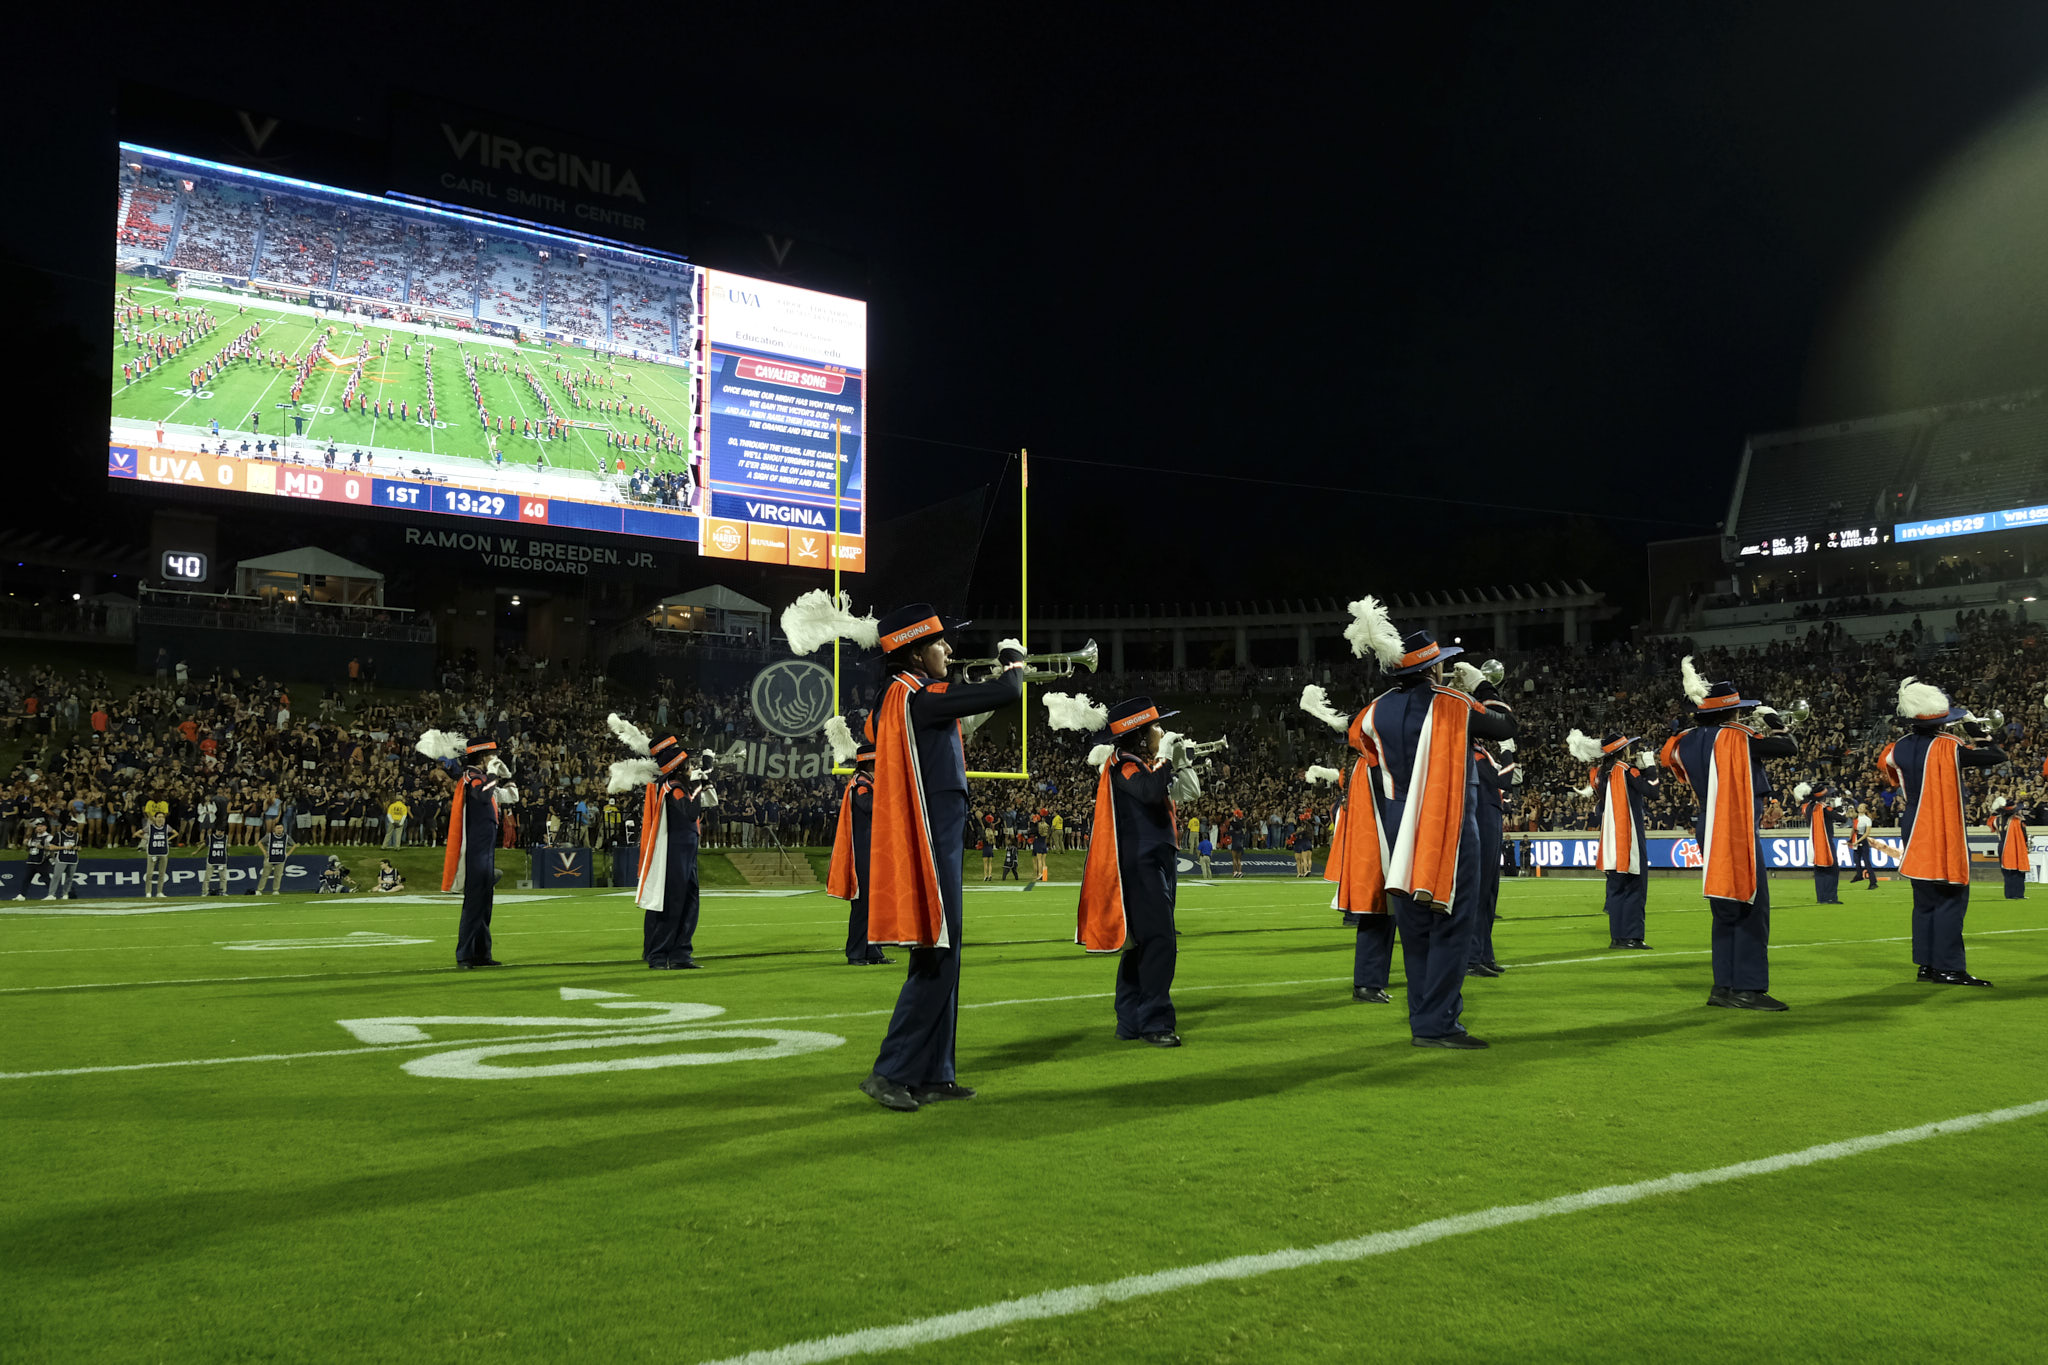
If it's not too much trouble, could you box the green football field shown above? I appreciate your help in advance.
[109,274,695,476]
[4,872,2045,1363]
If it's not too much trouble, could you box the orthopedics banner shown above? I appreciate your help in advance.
[0,855,329,899]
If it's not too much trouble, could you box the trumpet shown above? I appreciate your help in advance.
[955,638,1100,684]
[1182,737,1230,759]
[1480,659,1506,686]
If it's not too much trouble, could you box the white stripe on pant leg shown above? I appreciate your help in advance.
[697,1096,2048,1365]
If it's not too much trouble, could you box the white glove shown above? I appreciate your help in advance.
[486,755,511,777]
[1169,766,1201,804]
[496,783,520,807]
[1157,732,1185,766]
[697,784,720,808]
[1453,661,1484,695]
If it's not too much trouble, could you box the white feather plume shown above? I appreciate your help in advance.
[1087,743,1116,769]
[1299,684,1350,733]
[1680,655,1710,705]
[823,715,857,766]
[607,712,652,756]
[1573,783,1595,799]
[414,730,466,761]
[1498,739,1517,754]
[1453,660,1484,694]
[997,637,1026,656]
[1793,782,1812,802]
[1991,795,2008,813]
[1897,676,1951,720]
[780,589,879,655]
[1043,692,1110,733]
[1566,728,1604,763]
[1306,765,1342,785]
[1344,595,1404,666]
[607,758,657,793]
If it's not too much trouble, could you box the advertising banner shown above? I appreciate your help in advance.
[529,846,593,888]
[1510,833,1998,870]
[0,855,327,900]
[1175,851,1321,878]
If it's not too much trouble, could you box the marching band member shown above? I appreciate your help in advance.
[1891,683,2004,986]
[1574,730,1656,950]
[781,592,1026,1112]
[1990,796,2029,900]
[824,710,893,965]
[1301,685,1394,1005]
[419,730,518,969]
[1468,736,1516,975]
[1794,782,1843,904]
[1662,658,1799,1010]
[1338,597,1517,1048]
[1050,694,1199,1047]
[612,719,717,970]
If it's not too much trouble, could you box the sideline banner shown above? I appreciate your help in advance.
[1175,851,1320,878]
[0,855,327,899]
[1508,833,1998,871]
[530,846,593,888]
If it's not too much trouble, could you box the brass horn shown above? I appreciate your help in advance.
[957,638,1100,684]
[1183,737,1230,759]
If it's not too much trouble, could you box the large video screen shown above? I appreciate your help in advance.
[108,145,866,567]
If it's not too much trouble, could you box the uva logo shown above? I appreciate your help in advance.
[550,852,583,880]
[108,448,137,478]
[1670,838,1704,868]
[749,659,835,740]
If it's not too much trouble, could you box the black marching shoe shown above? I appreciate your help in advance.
[1412,1034,1489,1050]
[1482,960,1508,972]
[1706,985,1736,1007]
[867,953,896,965]
[675,959,703,969]
[1628,940,1654,950]
[1352,986,1392,1004]
[1467,962,1503,978]
[1932,970,1994,987]
[456,960,505,970]
[859,1071,920,1112]
[1916,964,1936,982]
[1609,940,1632,950]
[910,1080,978,1101]
[1728,990,1790,1012]
[1140,1032,1183,1048]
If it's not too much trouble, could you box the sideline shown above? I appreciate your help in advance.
[695,1095,2048,1365]
[4,926,2043,1080]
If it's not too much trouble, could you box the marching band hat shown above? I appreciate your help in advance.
[464,737,498,755]
[1388,629,1462,676]
[1601,732,1638,754]
[1099,696,1180,744]
[650,734,689,775]
[1692,681,1763,715]
[876,603,971,656]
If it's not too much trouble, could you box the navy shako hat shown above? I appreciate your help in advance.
[1601,732,1638,754]
[876,603,971,656]
[650,734,689,775]
[1692,680,1763,716]
[1388,630,1462,676]
[1099,696,1180,746]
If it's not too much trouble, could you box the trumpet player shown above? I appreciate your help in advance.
[1468,734,1515,976]
[824,710,893,965]
[1051,693,1198,1047]
[417,731,518,970]
[1893,684,2005,987]
[1794,782,1843,904]
[606,716,717,971]
[1989,796,2028,900]
[1571,729,1656,951]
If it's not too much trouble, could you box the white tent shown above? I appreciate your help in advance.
[234,548,385,606]
[646,585,771,636]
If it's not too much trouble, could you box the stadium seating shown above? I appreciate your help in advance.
[543,260,606,341]
[165,178,260,277]
[476,240,543,327]
[257,190,341,288]
[332,210,414,302]
[1733,421,1924,544]
[408,225,478,314]
[1915,394,2048,517]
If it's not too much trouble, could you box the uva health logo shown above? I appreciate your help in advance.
[750,659,837,739]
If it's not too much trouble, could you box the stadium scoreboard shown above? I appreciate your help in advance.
[108,145,865,572]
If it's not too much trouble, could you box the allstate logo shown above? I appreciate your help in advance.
[750,660,836,739]
[1670,838,1704,868]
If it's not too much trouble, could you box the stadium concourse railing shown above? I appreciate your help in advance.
[137,587,435,644]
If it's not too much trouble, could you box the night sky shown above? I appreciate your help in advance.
[10,5,2048,618]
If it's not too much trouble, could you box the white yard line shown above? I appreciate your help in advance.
[695,1096,2048,1365]
[4,927,2044,1078]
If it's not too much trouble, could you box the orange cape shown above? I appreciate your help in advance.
[867,673,948,948]
[1700,726,1759,903]
[2000,813,2029,872]
[1373,687,1479,909]
[1807,801,1837,868]
[1322,805,1343,885]
[1596,764,1638,873]
[827,777,862,900]
[440,771,495,892]
[1330,711,1387,914]
[1900,736,1969,885]
[1075,758,1136,952]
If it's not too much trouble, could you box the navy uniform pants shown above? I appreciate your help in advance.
[457,849,496,964]
[1813,866,1841,903]
[1909,878,1970,972]
[2003,869,2027,900]
[644,845,701,966]
[1706,873,1771,992]
[1114,851,1178,1038]
[874,792,967,1087]
[1389,809,1481,1038]
[1605,871,1646,942]
[845,893,886,962]
[1354,916,1394,990]
[1469,814,1502,966]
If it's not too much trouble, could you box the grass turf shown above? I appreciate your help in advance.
[2,872,2044,1362]
[110,274,694,475]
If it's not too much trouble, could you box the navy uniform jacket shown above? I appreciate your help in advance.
[850,772,874,894]
[1672,723,1799,842]
[459,770,501,859]
[1368,677,1518,831]
[1473,748,1513,821]
[1891,732,2006,846]
[879,668,1025,798]
[659,776,709,855]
